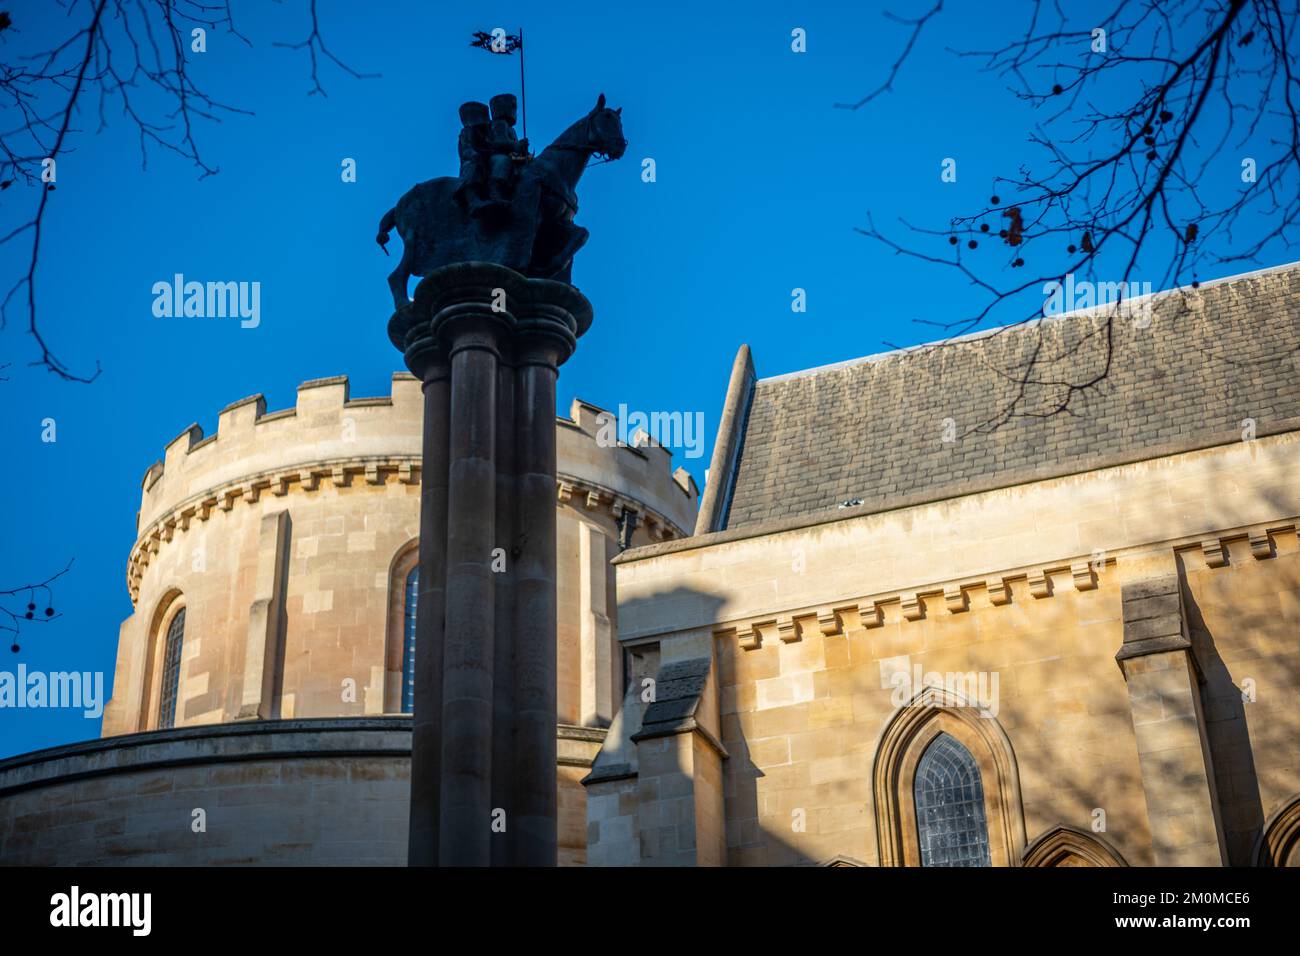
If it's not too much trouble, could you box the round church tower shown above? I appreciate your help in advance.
[90,372,696,865]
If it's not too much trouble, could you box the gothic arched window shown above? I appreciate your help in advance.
[913,732,992,867]
[158,606,187,729]
[401,566,418,714]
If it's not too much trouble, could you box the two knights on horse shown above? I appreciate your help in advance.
[454,93,530,220]
[376,92,626,310]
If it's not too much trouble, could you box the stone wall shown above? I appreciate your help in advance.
[589,420,1300,866]
[0,718,609,867]
[92,376,696,865]
[0,720,411,866]
[110,377,696,736]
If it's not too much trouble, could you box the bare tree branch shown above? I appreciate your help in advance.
[0,0,378,382]
[834,1,945,110]
[2,558,74,652]
[849,0,1300,431]
[273,0,381,97]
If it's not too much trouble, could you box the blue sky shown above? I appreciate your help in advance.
[1,0,1294,757]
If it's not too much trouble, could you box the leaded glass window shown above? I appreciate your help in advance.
[401,566,418,714]
[158,607,186,729]
[914,732,992,867]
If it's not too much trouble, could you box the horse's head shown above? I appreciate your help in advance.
[586,93,627,160]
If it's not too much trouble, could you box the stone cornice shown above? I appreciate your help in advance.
[126,455,685,605]
[556,473,687,541]
[1,717,610,794]
[126,454,424,603]
[0,717,414,797]
[706,521,1300,652]
[615,418,1300,565]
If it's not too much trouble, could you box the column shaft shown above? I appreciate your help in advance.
[512,352,560,864]
[408,362,449,866]
[490,358,518,865]
[439,336,498,866]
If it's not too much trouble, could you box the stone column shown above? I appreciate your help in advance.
[389,263,591,867]
[490,353,517,868]
[512,332,564,865]
[407,348,448,867]
[440,317,502,865]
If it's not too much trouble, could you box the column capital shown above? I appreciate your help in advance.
[388,262,593,378]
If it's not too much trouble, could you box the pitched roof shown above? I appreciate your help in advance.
[719,263,1300,531]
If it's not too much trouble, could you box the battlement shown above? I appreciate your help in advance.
[137,373,425,532]
[558,398,699,535]
[133,374,699,562]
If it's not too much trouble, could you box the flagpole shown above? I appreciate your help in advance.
[518,27,527,143]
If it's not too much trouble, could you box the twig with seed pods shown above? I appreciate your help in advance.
[849,0,1299,433]
[1,558,74,652]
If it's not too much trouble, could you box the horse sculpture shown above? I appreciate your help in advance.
[377,94,626,311]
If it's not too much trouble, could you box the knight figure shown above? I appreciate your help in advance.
[454,93,531,220]
[377,91,627,309]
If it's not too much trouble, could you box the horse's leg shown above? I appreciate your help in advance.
[388,244,414,310]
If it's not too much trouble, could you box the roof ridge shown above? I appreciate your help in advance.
[758,260,1300,385]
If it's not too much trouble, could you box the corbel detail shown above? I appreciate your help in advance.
[1071,561,1098,591]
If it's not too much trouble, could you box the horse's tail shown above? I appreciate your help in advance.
[376,207,397,252]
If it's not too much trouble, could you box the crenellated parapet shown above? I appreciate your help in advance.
[126,376,700,605]
[558,398,698,541]
[137,373,425,532]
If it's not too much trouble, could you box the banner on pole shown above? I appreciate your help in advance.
[470,29,522,54]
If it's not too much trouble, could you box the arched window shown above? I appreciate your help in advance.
[401,566,418,714]
[913,732,991,867]
[384,541,419,713]
[1255,793,1300,867]
[1022,825,1128,867]
[158,606,186,729]
[873,685,1026,866]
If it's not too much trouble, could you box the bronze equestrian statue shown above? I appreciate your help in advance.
[377,93,626,310]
